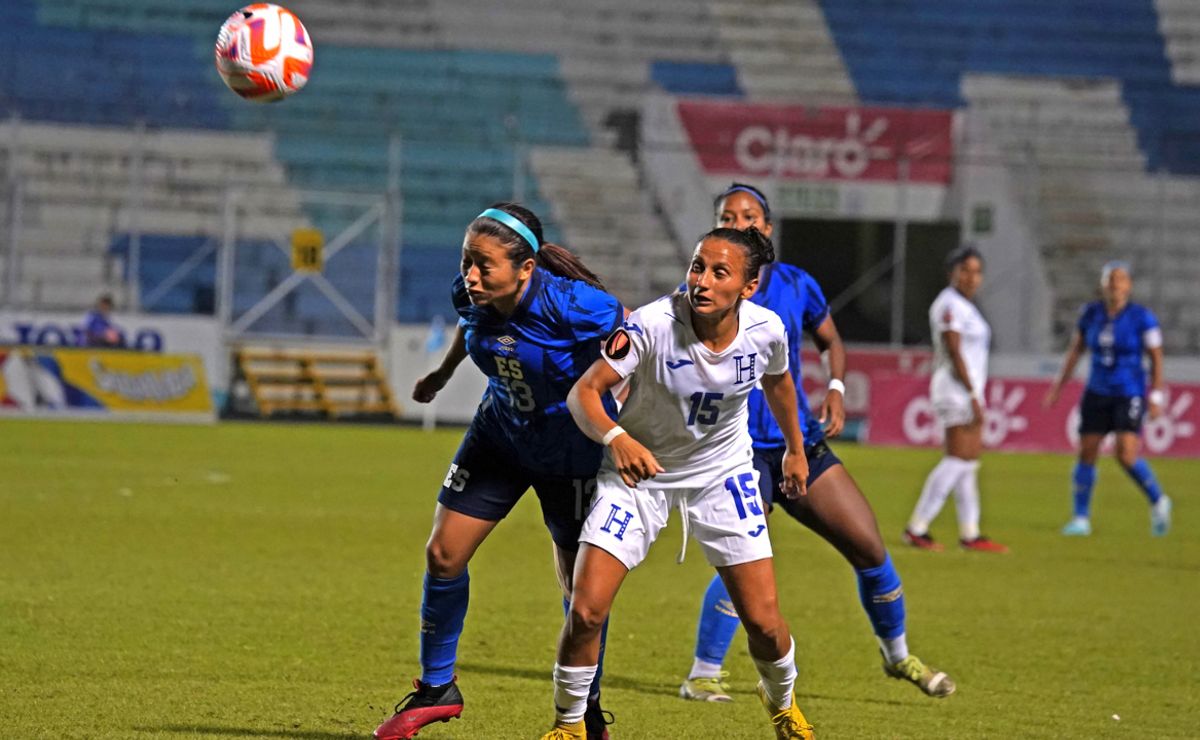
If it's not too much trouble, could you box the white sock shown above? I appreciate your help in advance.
[689,658,724,680]
[553,663,597,724]
[878,633,909,664]
[909,457,968,534]
[752,638,796,710]
[953,460,982,541]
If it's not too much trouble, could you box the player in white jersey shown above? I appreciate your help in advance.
[540,228,816,740]
[903,246,1008,553]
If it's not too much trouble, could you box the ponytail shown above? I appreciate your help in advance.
[537,242,606,291]
[468,202,608,292]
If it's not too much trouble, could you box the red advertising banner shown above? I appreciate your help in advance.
[677,100,955,184]
[866,373,1200,458]
[798,347,932,416]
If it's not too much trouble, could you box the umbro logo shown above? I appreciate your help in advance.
[497,335,516,352]
[666,359,694,370]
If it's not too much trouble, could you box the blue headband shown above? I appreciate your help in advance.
[722,186,770,216]
[477,208,540,253]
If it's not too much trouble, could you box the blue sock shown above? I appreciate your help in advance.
[694,573,740,666]
[856,554,906,641]
[564,597,609,700]
[1126,459,1163,505]
[1072,462,1097,518]
[419,570,469,686]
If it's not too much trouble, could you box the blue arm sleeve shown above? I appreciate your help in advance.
[799,273,830,334]
[568,283,623,344]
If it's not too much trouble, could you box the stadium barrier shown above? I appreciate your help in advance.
[0,345,214,423]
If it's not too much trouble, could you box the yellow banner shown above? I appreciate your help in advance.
[0,346,213,419]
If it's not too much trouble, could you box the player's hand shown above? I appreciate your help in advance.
[1043,386,1061,408]
[779,448,809,499]
[819,388,846,438]
[412,368,450,403]
[970,397,985,427]
[609,433,664,487]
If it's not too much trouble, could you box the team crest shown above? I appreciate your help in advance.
[604,327,631,360]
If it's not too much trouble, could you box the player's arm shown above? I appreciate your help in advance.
[810,315,847,437]
[1044,330,1085,407]
[761,371,810,498]
[942,329,983,423]
[413,323,468,403]
[568,359,663,487]
[1146,341,1165,420]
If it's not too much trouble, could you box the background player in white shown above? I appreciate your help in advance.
[540,227,815,740]
[903,247,1008,553]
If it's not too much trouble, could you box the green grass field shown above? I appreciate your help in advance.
[1,419,1197,739]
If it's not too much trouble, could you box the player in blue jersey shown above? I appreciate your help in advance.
[373,204,622,740]
[1045,261,1172,537]
[678,184,954,703]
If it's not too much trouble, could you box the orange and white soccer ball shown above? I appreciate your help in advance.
[215,3,313,102]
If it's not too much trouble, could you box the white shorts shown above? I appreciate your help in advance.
[579,463,773,571]
[931,374,979,428]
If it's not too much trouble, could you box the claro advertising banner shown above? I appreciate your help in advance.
[0,346,214,423]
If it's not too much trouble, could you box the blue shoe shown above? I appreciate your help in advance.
[1151,495,1172,537]
[1061,517,1092,536]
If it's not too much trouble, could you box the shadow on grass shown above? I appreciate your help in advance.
[137,725,363,740]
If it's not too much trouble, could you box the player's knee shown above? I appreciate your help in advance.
[1116,450,1138,470]
[566,600,609,637]
[425,539,467,578]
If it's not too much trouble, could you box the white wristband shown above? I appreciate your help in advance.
[601,426,627,446]
[1149,389,1166,406]
[827,378,846,395]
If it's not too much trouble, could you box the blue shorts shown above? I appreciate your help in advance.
[754,439,842,512]
[1079,389,1144,435]
[436,423,597,551]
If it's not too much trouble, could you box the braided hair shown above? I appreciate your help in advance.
[700,226,776,282]
[468,202,606,291]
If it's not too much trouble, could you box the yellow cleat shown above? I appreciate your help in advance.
[756,682,815,740]
[539,719,586,740]
[679,672,734,703]
[883,653,956,698]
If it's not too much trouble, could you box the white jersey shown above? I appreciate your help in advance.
[601,292,789,488]
[929,286,990,398]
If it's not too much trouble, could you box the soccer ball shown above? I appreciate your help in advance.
[215,3,313,102]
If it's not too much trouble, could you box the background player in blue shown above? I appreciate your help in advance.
[373,204,622,740]
[678,183,955,703]
[1045,261,1173,537]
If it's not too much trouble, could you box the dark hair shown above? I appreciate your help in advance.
[945,245,983,273]
[699,226,776,282]
[713,182,772,224]
[468,202,606,291]
[97,293,114,307]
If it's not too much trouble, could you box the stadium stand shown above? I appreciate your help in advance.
[3,0,1200,352]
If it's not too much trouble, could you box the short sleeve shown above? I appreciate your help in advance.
[933,295,966,334]
[451,275,471,318]
[601,316,648,379]
[764,317,790,375]
[567,282,623,344]
[1141,307,1162,349]
[1076,304,1091,335]
[799,273,830,333]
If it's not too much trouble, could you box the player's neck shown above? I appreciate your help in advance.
[493,277,531,317]
[1104,299,1127,317]
[690,302,740,352]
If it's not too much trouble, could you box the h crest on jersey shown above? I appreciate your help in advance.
[733,353,757,384]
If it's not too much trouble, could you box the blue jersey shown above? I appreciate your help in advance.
[453,267,622,477]
[745,263,829,449]
[1077,301,1160,398]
